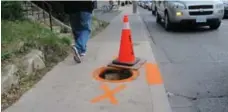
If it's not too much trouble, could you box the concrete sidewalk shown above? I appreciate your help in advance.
[4,6,172,112]
[93,1,124,22]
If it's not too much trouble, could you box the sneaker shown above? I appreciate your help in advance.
[71,46,81,63]
[80,53,86,57]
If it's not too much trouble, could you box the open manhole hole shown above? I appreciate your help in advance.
[93,67,139,83]
[100,69,132,80]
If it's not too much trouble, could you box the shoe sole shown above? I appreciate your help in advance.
[80,54,86,57]
[71,47,81,63]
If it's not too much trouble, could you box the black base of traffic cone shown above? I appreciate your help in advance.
[112,58,140,66]
[108,57,146,70]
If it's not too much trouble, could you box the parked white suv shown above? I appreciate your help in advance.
[156,0,225,31]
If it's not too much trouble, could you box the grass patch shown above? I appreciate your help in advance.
[1,20,71,110]
[1,20,71,65]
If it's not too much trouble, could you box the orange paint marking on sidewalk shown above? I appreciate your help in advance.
[144,63,163,85]
[91,83,126,105]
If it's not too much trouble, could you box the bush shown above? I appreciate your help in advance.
[2,1,25,20]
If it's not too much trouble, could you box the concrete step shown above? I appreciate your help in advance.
[26,10,45,17]
[23,6,40,12]
[52,26,61,34]
[25,14,47,22]
[58,33,72,39]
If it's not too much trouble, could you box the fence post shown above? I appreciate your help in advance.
[42,2,45,23]
[48,7,53,31]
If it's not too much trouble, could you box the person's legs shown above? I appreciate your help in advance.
[69,13,82,53]
[77,11,92,55]
[69,12,82,63]
[69,11,92,57]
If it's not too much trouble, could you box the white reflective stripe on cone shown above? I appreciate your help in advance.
[123,22,130,29]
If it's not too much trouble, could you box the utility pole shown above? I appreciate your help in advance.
[133,0,137,14]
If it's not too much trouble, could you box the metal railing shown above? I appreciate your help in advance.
[23,1,53,31]
[101,4,119,13]
[43,1,53,31]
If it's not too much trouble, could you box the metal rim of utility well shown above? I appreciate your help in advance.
[93,66,139,83]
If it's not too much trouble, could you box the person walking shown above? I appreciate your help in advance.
[62,1,95,63]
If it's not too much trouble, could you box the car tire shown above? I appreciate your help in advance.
[153,7,157,16]
[156,12,161,24]
[223,14,228,19]
[152,9,156,16]
[121,2,125,6]
[209,21,221,30]
[152,10,155,15]
[164,12,173,31]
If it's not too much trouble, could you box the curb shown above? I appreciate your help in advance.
[137,14,172,112]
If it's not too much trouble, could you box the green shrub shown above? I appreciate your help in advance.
[2,1,25,20]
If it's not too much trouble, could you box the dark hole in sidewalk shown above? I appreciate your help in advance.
[99,69,133,81]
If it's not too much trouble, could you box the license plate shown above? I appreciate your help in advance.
[196,17,207,23]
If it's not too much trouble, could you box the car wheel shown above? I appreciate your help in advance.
[164,12,173,31]
[152,10,156,15]
[121,2,125,6]
[153,7,157,16]
[156,12,161,23]
[223,14,227,19]
[209,21,221,30]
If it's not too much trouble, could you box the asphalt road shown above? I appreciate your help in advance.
[138,7,228,112]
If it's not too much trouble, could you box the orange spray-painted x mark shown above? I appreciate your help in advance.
[91,83,126,105]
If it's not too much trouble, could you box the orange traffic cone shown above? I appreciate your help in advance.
[108,15,146,70]
[112,15,139,66]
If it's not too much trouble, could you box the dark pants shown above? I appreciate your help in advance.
[69,11,92,54]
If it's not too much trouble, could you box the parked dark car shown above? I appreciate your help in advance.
[223,0,228,18]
